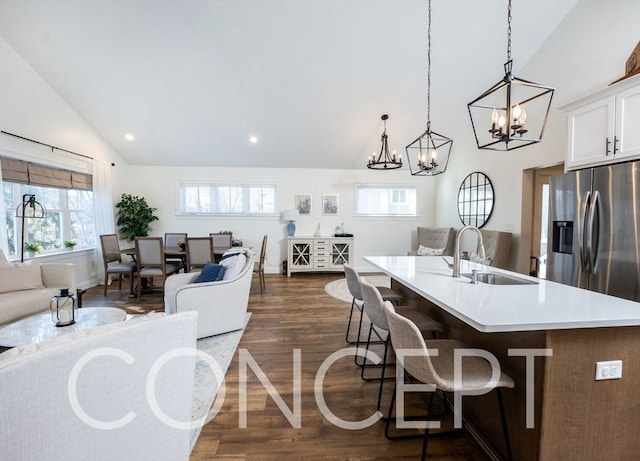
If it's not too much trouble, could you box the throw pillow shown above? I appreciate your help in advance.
[416,245,445,256]
[0,260,44,294]
[221,253,247,280]
[194,263,225,283]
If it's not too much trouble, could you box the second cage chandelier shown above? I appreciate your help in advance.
[406,0,453,176]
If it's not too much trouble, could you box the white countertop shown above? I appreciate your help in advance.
[364,255,640,333]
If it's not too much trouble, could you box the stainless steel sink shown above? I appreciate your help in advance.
[461,272,538,286]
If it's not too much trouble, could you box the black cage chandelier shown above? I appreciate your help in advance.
[467,0,555,151]
[367,114,402,170]
[406,0,452,176]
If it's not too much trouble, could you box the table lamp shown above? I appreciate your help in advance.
[282,209,299,237]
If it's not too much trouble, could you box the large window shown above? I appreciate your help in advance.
[3,182,94,258]
[355,185,417,216]
[177,183,277,216]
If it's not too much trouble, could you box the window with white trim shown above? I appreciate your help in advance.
[3,182,94,257]
[177,183,277,216]
[355,185,417,216]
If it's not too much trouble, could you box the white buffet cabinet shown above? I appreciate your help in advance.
[562,73,640,171]
[286,236,353,276]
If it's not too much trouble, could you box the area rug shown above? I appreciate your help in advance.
[324,275,391,303]
[190,313,250,450]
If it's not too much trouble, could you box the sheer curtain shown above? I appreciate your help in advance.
[0,158,9,257]
[93,159,115,284]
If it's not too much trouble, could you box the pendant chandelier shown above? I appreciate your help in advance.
[467,0,555,151]
[367,114,402,170]
[406,0,452,176]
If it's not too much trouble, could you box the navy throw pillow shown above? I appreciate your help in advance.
[194,263,225,283]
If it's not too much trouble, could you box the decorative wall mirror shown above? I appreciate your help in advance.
[457,172,494,228]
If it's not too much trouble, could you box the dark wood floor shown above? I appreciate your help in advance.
[83,273,490,460]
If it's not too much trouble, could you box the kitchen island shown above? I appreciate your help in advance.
[365,255,640,461]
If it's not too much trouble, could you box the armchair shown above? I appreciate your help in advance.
[164,249,255,339]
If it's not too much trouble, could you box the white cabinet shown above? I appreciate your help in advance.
[563,74,640,170]
[287,236,354,276]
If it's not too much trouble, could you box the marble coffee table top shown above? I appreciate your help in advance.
[0,307,127,347]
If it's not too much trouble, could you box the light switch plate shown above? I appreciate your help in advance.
[595,360,623,380]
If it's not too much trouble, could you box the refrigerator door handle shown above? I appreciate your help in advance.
[579,191,591,274]
[587,190,600,275]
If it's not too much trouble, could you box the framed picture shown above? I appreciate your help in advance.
[295,194,312,215]
[323,194,339,215]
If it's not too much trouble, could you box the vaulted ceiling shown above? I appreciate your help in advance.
[0,0,577,169]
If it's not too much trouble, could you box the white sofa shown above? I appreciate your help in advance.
[164,249,255,339]
[0,311,198,461]
[0,250,77,326]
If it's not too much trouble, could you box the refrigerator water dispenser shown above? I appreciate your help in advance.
[552,221,573,254]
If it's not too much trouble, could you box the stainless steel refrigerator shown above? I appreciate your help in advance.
[547,161,640,302]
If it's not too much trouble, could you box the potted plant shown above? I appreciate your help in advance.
[24,242,41,257]
[115,193,159,242]
[64,240,77,251]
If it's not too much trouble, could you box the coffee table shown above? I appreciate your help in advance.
[0,307,127,348]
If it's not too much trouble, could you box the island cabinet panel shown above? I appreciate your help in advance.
[391,279,640,461]
[539,327,640,460]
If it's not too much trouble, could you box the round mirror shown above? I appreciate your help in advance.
[457,172,494,228]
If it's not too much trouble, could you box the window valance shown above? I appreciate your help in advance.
[0,156,92,191]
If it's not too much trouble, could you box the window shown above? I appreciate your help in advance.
[3,182,95,258]
[178,183,277,216]
[355,185,417,216]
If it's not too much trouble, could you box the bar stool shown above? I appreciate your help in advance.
[359,280,443,412]
[343,263,403,346]
[383,301,514,461]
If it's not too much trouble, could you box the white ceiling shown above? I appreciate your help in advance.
[0,0,577,169]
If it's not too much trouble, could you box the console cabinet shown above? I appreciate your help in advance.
[287,236,354,276]
[563,73,640,170]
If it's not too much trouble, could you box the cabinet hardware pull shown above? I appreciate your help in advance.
[605,137,611,156]
[614,136,619,155]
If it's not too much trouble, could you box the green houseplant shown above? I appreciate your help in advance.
[24,242,41,256]
[115,193,159,242]
[64,240,77,250]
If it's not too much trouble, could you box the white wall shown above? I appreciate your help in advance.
[0,36,128,288]
[434,0,640,272]
[120,165,437,273]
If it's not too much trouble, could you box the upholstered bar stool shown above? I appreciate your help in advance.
[383,301,514,461]
[342,263,404,346]
[359,281,443,412]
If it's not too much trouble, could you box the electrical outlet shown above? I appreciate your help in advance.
[595,360,623,380]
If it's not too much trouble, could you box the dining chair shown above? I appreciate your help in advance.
[253,235,268,293]
[135,237,181,300]
[164,232,187,271]
[383,301,514,461]
[185,236,214,272]
[99,234,137,297]
[359,280,443,411]
[210,233,233,262]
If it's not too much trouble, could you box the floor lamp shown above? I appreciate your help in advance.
[15,194,46,262]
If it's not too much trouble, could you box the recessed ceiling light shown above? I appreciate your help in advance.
[249,135,258,144]
[125,133,135,141]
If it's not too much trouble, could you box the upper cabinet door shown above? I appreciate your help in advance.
[563,73,640,171]
[614,85,640,160]
[566,97,615,170]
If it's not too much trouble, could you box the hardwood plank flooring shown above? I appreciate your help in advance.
[82,273,490,460]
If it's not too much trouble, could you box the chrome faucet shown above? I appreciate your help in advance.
[452,225,486,277]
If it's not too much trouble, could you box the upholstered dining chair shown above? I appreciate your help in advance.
[135,237,181,300]
[210,233,233,262]
[359,281,443,411]
[100,233,137,297]
[383,301,514,461]
[185,237,214,272]
[164,232,187,271]
[253,235,268,293]
[342,263,404,346]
